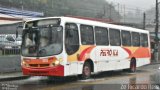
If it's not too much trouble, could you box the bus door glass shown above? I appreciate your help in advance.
[65,23,79,74]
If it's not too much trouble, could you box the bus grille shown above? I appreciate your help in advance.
[30,71,48,75]
[29,64,38,67]
[29,64,49,67]
[40,64,49,67]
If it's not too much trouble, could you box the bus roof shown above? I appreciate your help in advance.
[25,16,149,34]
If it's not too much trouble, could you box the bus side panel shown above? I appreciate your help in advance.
[63,65,70,76]
[123,47,151,67]
[95,46,130,71]
[65,45,96,76]
[136,58,150,67]
[64,45,151,76]
[115,59,131,70]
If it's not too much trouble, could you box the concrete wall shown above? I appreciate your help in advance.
[0,55,21,73]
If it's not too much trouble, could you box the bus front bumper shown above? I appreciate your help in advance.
[22,65,64,77]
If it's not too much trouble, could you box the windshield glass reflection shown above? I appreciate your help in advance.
[22,26,63,57]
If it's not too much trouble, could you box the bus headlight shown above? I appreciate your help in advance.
[55,60,60,65]
[50,60,60,67]
[21,61,25,66]
[21,61,29,67]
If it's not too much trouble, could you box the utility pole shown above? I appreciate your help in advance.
[20,0,24,20]
[117,3,120,22]
[21,0,24,11]
[109,4,112,21]
[143,12,146,30]
[123,5,125,23]
[103,3,106,18]
[154,0,159,62]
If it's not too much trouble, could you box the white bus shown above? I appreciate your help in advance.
[21,16,151,79]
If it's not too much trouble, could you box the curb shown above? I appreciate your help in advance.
[150,62,160,65]
[0,76,30,82]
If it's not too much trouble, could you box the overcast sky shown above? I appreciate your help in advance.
[106,0,155,11]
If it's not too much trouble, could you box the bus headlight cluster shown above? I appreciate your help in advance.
[50,60,60,67]
[55,60,60,65]
[21,61,29,67]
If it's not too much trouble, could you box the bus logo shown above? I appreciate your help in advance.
[100,49,118,57]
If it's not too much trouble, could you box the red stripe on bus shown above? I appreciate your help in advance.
[22,65,64,76]
[79,46,95,61]
[123,47,132,57]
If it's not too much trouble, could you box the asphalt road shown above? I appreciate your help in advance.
[0,64,160,90]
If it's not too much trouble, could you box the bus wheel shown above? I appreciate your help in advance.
[130,59,136,73]
[82,62,91,79]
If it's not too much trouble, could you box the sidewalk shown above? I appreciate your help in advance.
[0,72,30,81]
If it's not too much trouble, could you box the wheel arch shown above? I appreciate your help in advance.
[84,59,94,72]
[131,57,137,64]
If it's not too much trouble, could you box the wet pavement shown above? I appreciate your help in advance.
[0,64,160,90]
[0,72,29,81]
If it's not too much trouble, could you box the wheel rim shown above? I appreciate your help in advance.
[131,62,136,72]
[83,66,90,77]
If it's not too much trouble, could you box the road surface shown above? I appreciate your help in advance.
[0,64,160,90]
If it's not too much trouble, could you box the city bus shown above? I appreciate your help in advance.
[21,16,151,79]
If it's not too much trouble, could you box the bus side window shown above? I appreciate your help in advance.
[80,25,94,45]
[95,26,109,45]
[121,30,131,46]
[132,32,140,47]
[65,23,79,55]
[141,33,148,47]
[109,28,121,46]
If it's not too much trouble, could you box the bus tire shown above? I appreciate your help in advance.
[129,59,136,73]
[82,62,91,79]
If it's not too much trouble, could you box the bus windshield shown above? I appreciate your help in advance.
[21,26,63,57]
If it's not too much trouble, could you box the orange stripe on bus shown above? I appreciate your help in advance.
[79,46,95,61]
[130,47,150,58]
[123,47,150,59]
